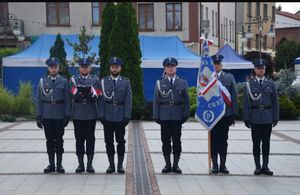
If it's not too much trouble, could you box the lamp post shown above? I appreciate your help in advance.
[241,15,275,59]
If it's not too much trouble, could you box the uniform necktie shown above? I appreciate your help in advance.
[259,79,263,87]
[113,79,117,85]
[170,78,173,86]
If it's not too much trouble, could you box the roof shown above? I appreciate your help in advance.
[3,34,201,68]
[277,11,300,21]
[216,44,253,69]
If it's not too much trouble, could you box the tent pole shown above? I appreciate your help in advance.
[208,131,212,174]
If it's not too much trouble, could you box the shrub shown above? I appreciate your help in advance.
[279,96,299,120]
[188,87,197,117]
[0,82,35,122]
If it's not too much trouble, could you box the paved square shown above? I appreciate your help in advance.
[0,120,299,194]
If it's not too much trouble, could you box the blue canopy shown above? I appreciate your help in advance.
[294,57,300,64]
[216,44,253,69]
[3,34,201,68]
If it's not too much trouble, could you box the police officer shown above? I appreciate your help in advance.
[70,58,102,173]
[243,59,279,176]
[153,57,190,174]
[210,54,238,174]
[99,57,132,174]
[36,57,70,173]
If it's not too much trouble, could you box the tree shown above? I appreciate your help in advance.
[67,25,98,75]
[275,39,300,71]
[243,51,274,78]
[99,2,116,78]
[49,33,71,79]
[108,3,144,119]
[276,5,282,11]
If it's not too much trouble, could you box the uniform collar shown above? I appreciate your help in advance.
[48,74,59,80]
[111,75,121,81]
[80,74,90,79]
[217,71,222,77]
[256,76,265,82]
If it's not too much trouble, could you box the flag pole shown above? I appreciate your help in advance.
[208,131,211,174]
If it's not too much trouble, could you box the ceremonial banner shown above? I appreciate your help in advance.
[195,39,226,130]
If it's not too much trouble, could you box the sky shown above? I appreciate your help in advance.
[276,2,300,14]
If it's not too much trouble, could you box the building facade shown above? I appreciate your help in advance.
[0,2,236,55]
[236,2,276,56]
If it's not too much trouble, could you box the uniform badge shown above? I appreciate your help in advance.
[45,88,49,93]
[254,93,257,97]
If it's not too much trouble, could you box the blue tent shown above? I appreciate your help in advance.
[216,44,252,82]
[2,34,202,100]
[3,34,251,100]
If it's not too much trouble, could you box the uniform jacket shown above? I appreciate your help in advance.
[153,76,190,121]
[218,71,239,117]
[243,77,279,124]
[36,74,70,119]
[70,74,101,120]
[98,75,132,122]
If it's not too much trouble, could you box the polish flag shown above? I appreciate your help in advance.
[199,36,214,46]
[71,86,78,95]
[91,86,102,97]
[218,81,232,107]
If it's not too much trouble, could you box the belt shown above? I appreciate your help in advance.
[74,99,96,104]
[43,100,64,104]
[160,101,183,106]
[251,105,272,110]
[105,100,125,106]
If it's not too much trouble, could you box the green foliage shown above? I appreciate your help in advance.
[275,39,300,70]
[108,3,144,119]
[99,2,116,78]
[50,33,71,79]
[67,25,98,67]
[0,82,35,122]
[188,87,197,117]
[0,47,21,58]
[243,51,274,78]
[141,101,153,120]
[279,96,299,120]
[274,68,299,99]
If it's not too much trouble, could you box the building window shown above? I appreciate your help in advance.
[230,20,232,42]
[92,2,106,26]
[212,10,214,37]
[232,22,234,43]
[263,4,267,19]
[247,2,252,17]
[215,12,218,37]
[138,3,154,31]
[226,18,228,41]
[0,3,8,20]
[256,2,260,17]
[272,6,275,21]
[263,35,267,50]
[205,7,208,20]
[221,24,223,39]
[166,3,182,31]
[200,4,204,19]
[46,2,70,26]
[256,34,260,50]
[247,38,251,50]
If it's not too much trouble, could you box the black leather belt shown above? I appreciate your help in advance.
[43,100,64,104]
[251,105,272,110]
[105,100,125,106]
[160,101,183,106]
[74,99,96,104]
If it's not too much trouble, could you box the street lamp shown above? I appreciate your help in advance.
[244,15,275,59]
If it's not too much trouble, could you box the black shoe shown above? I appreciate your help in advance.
[219,155,229,174]
[211,155,218,174]
[254,156,262,175]
[162,155,172,173]
[172,155,182,174]
[86,154,95,173]
[106,155,115,174]
[75,155,85,173]
[262,156,273,176]
[117,155,125,174]
[56,153,65,173]
[44,154,55,173]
